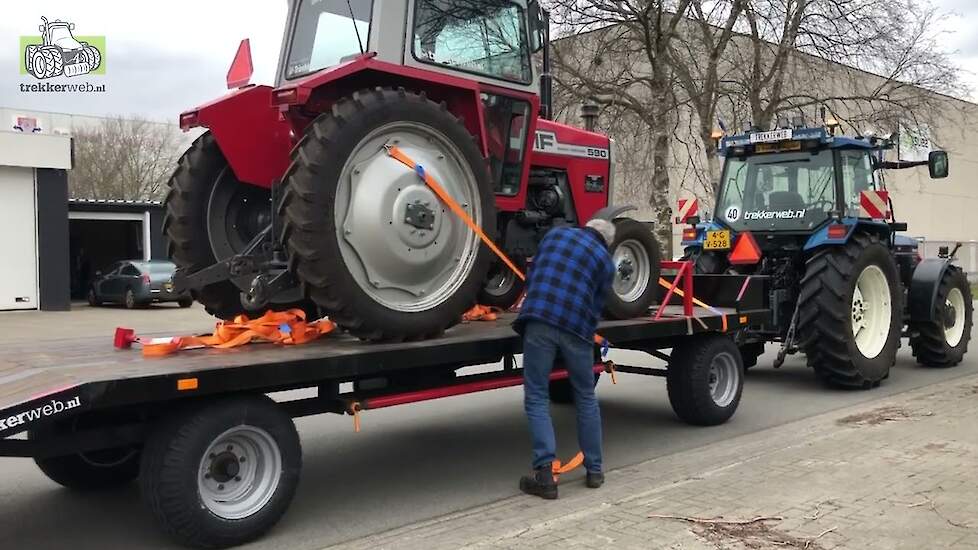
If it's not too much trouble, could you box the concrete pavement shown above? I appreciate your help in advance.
[0,305,974,548]
[331,373,978,549]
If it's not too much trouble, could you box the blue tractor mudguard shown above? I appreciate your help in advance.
[802,218,891,251]
[909,258,958,323]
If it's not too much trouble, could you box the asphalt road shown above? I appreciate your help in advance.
[0,305,975,549]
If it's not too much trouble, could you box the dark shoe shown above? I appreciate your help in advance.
[519,466,558,500]
[586,471,604,488]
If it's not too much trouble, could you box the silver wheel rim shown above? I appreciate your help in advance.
[197,425,282,521]
[613,239,651,303]
[945,287,966,347]
[335,121,482,312]
[708,351,739,407]
[125,291,134,308]
[484,265,517,298]
[851,265,892,359]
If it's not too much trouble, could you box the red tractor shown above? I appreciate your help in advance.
[169,0,662,340]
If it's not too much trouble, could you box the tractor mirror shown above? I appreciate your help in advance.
[928,150,948,179]
[528,2,546,53]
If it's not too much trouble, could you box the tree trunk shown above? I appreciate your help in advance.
[650,130,674,259]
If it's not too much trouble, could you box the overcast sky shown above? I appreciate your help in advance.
[1,0,976,123]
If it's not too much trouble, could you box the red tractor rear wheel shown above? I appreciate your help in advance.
[280,88,495,341]
[164,133,315,320]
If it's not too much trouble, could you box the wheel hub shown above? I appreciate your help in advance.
[612,239,651,303]
[197,426,282,521]
[943,302,957,328]
[336,124,481,312]
[708,352,738,407]
[850,265,891,359]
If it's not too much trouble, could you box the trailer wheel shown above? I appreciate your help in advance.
[140,396,301,549]
[29,421,141,491]
[667,334,744,426]
[797,232,901,388]
[280,88,495,341]
[604,219,662,319]
[910,266,973,367]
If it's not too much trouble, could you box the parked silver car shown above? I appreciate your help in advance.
[88,260,193,309]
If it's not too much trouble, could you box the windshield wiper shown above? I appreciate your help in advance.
[346,0,365,54]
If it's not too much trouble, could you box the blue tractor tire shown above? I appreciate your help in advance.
[797,232,902,388]
[909,266,972,367]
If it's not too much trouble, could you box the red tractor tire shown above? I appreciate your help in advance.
[280,87,495,341]
[163,133,316,320]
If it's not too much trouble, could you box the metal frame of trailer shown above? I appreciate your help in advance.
[0,273,769,549]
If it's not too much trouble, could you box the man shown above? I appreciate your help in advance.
[513,218,617,500]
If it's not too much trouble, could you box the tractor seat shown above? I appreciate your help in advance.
[767,191,805,211]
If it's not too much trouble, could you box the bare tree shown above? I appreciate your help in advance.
[70,117,183,201]
[547,0,696,255]
[732,0,966,135]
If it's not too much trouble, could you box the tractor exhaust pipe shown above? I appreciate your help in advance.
[539,9,553,120]
[581,99,599,132]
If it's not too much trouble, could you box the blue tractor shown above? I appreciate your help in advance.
[681,123,972,388]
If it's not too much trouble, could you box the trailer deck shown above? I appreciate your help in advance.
[0,300,765,437]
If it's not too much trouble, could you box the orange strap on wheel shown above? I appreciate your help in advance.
[386,145,525,281]
[141,309,336,357]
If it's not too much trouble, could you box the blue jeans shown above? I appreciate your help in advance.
[522,321,603,473]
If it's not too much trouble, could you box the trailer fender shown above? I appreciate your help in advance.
[909,258,955,323]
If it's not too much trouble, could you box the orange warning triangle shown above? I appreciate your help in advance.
[729,231,762,265]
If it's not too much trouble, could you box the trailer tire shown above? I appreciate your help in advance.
[797,232,901,388]
[910,266,973,367]
[30,422,141,491]
[605,219,662,319]
[140,396,301,549]
[667,334,743,426]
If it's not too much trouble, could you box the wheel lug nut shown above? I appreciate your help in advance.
[218,484,225,490]
[234,476,242,482]
[204,473,211,479]
[239,456,246,463]
[226,445,233,451]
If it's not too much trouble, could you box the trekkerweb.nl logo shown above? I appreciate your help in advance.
[18,16,105,94]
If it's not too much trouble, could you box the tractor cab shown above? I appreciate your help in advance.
[684,124,948,262]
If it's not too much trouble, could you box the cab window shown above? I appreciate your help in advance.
[839,150,877,217]
[413,0,532,84]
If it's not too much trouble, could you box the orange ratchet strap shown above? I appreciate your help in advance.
[141,309,336,357]
[386,145,526,281]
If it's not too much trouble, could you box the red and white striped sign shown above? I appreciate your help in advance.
[859,190,890,220]
[675,198,699,223]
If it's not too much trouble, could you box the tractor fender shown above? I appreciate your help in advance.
[909,258,955,323]
[589,205,637,222]
[803,219,889,252]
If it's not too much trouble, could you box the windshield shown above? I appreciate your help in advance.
[716,150,837,231]
[145,262,177,274]
[285,0,372,79]
[413,0,532,84]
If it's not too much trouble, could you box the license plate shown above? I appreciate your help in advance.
[750,129,792,143]
[703,230,731,250]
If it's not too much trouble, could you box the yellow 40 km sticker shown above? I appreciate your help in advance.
[703,230,731,250]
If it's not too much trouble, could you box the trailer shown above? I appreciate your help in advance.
[0,273,768,549]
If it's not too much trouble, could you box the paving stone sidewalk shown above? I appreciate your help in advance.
[328,373,978,550]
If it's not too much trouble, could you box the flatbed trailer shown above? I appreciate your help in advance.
[0,273,768,549]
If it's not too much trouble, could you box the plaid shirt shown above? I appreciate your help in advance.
[515,226,616,341]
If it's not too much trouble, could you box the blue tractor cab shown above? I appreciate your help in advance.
[682,122,969,388]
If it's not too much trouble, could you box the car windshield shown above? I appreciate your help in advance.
[716,149,836,231]
[285,0,372,79]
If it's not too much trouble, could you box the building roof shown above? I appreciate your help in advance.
[69,198,163,213]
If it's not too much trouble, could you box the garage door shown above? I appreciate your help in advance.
[0,167,38,310]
